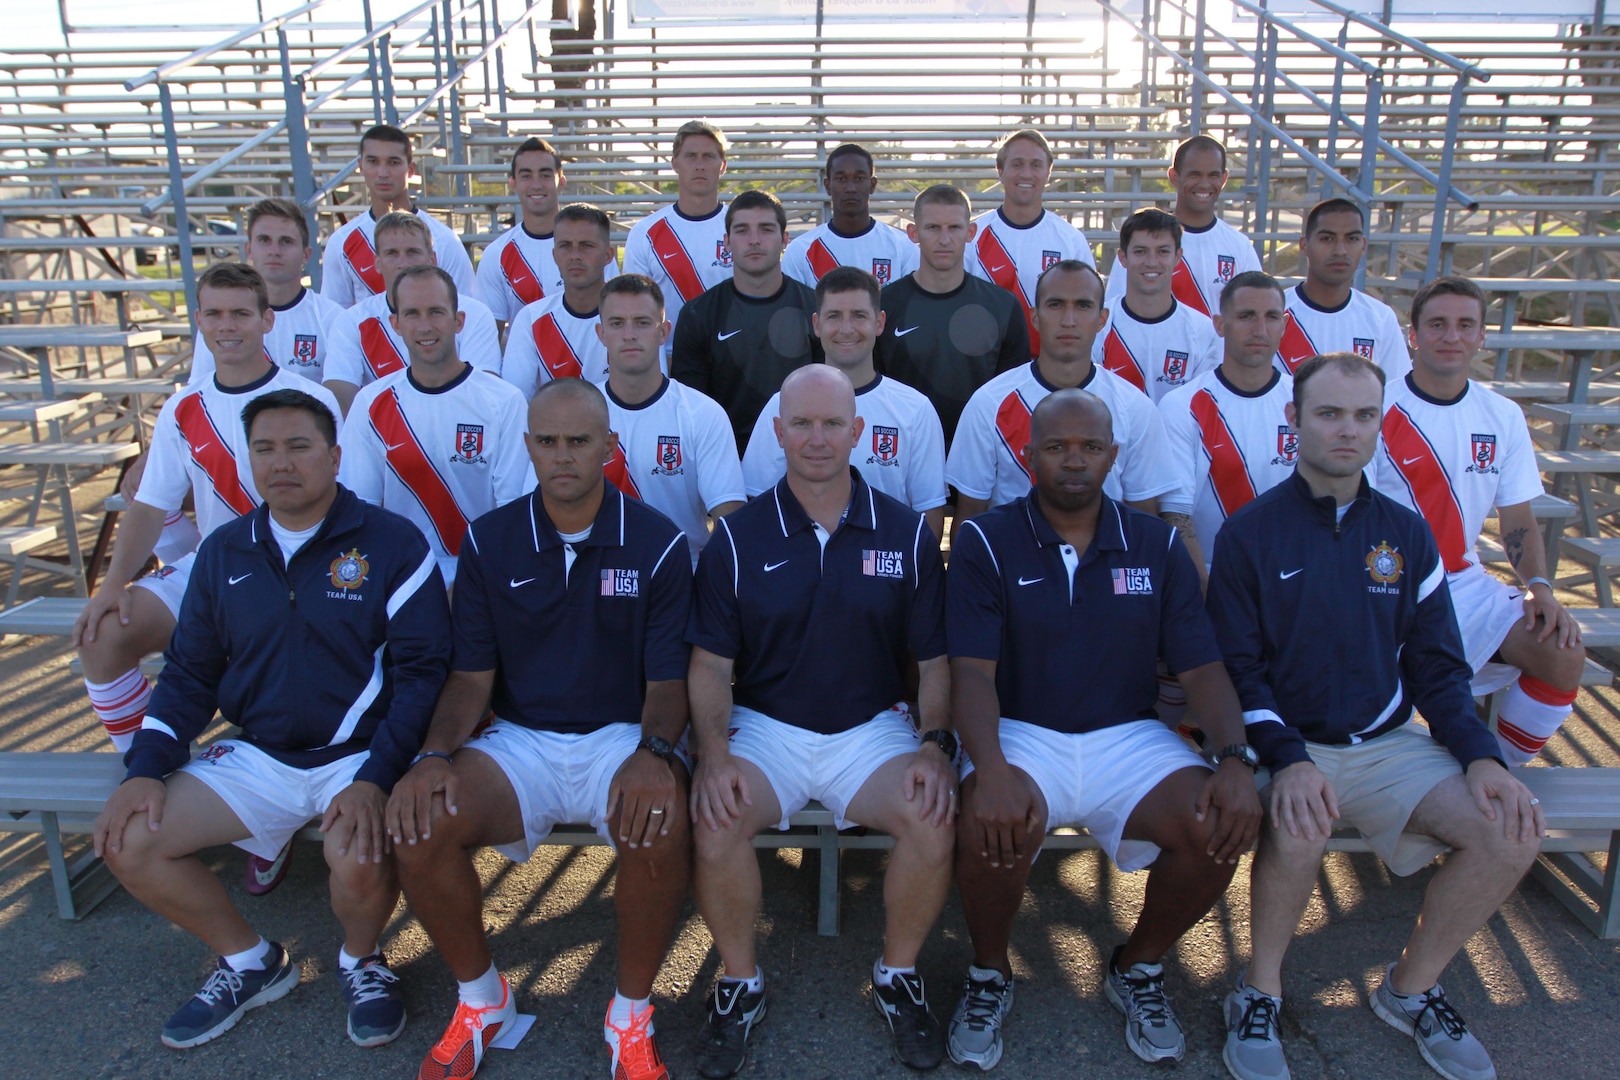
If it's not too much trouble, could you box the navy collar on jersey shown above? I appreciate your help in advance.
[238,484,364,555]
[270,288,307,313]
[1215,365,1282,399]
[1285,469,1373,527]
[1403,371,1470,407]
[1119,297,1178,326]
[853,372,883,396]
[561,298,600,321]
[606,375,671,412]
[212,362,280,396]
[827,218,877,240]
[994,207,1048,231]
[1293,281,1356,315]
[1027,357,1098,393]
[672,202,726,223]
[1178,217,1217,235]
[368,204,418,222]
[1022,489,1128,553]
[407,362,473,396]
[527,486,627,553]
[770,467,876,538]
[519,222,554,241]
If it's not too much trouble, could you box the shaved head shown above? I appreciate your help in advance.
[1026,388,1117,513]
[1030,388,1112,444]
[529,376,609,434]
[779,363,856,423]
[775,364,862,486]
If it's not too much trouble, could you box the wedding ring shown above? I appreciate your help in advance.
[649,808,666,815]
[1529,798,1541,805]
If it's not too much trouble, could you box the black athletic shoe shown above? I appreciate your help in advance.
[695,979,767,1078]
[873,971,946,1070]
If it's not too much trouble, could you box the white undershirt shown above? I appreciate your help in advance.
[560,526,591,581]
[1335,503,1352,524]
[269,516,322,564]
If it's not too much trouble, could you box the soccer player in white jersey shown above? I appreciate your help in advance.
[947,261,1178,532]
[340,266,535,587]
[597,274,745,568]
[1095,208,1221,402]
[320,123,478,308]
[502,203,616,397]
[73,264,343,753]
[1374,275,1585,763]
[782,143,917,289]
[622,120,732,344]
[189,198,341,386]
[1276,197,1410,382]
[1105,136,1261,318]
[967,127,1097,355]
[324,213,501,415]
[744,266,948,541]
[1158,271,1294,576]
[475,137,619,332]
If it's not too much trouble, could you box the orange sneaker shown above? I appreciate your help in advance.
[418,979,516,1080]
[604,1000,669,1080]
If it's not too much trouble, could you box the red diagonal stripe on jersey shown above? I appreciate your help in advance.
[646,218,706,302]
[805,238,839,281]
[500,243,545,307]
[532,313,583,380]
[367,388,469,555]
[1100,327,1147,391]
[976,229,1040,354]
[359,317,408,379]
[343,230,386,295]
[1276,311,1318,373]
[1381,404,1470,572]
[603,442,642,498]
[1189,388,1259,517]
[174,393,256,516]
[1170,255,1210,316]
[994,391,1035,481]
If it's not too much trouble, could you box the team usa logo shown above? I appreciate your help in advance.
[601,568,640,597]
[1274,426,1299,464]
[292,334,318,366]
[328,548,370,595]
[197,744,236,764]
[872,258,892,285]
[1157,350,1190,385]
[868,425,901,467]
[451,423,488,465]
[1365,541,1404,593]
[716,241,733,268]
[1353,337,1376,361]
[653,435,685,476]
[1112,566,1154,595]
[1042,250,1062,271]
[862,549,905,579]
[1216,255,1236,282]
[1467,433,1499,475]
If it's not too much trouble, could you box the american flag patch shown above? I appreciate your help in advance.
[1112,567,1153,595]
[600,568,639,597]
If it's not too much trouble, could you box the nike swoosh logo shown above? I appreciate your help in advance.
[1017,576,1043,586]
[717,330,742,341]
[192,443,212,454]
[1280,568,1303,579]
[894,326,920,337]
[509,577,536,588]
[659,251,683,261]
[764,560,789,572]
[1402,456,1424,466]
[384,442,407,452]
[228,573,252,585]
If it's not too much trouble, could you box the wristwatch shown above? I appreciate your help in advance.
[920,729,959,762]
[637,735,678,765]
[1214,743,1261,770]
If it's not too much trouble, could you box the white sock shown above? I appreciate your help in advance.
[222,937,272,972]
[85,669,150,750]
[607,991,653,1029]
[969,964,1006,986]
[457,963,506,1009]
[338,947,367,971]
[1495,675,1576,764]
[873,958,916,988]
[721,967,763,995]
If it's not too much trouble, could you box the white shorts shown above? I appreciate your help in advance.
[727,706,921,831]
[180,738,365,861]
[963,718,1210,872]
[1449,566,1523,695]
[131,550,196,621]
[463,720,667,862]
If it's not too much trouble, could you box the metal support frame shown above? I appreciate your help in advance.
[38,812,121,920]
[158,84,198,325]
[1425,77,1473,282]
[279,29,322,288]
[1190,0,1206,131]
[363,0,382,123]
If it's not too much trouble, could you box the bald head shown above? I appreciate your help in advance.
[526,377,615,507]
[529,376,609,434]
[1025,388,1117,512]
[1030,388,1112,444]
[780,364,856,422]
[775,364,862,486]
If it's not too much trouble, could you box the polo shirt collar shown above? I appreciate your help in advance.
[770,466,876,538]
[1284,469,1373,526]
[1022,490,1129,552]
[527,487,627,552]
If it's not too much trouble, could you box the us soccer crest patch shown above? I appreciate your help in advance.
[716,241,732,268]
[653,435,684,476]
[1217,255,1236,282]
[1042,250,1062,271]
[868,425,901,467]
[451,423,487,465]
[292,334,318,366]
[1468,433,1499,474]
[1159,350,1189,384]
[1353,337,1375,360]
[872,258,892,285]
[329,549,370,591]
[1274,426,1298,464]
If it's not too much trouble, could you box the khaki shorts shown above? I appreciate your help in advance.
[1258,723,1460,876]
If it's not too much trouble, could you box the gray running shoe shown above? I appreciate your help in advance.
[1370,964,1497,1080]
[1223,978,1290,1080]
[947,970,1015,1071]
[1103,946,1185,1063]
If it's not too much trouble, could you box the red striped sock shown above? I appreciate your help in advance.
[85,668,151,753]
[1494,675,1577,765]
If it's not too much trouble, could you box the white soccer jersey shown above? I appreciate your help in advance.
[1092,298,1222,403]
[967,208,1096,355]
[1374,376,1542,575]
[137,368,344,539]
[1277,284,1410,383]
[782,220,918,289]
[945,360,1178,509]
[339,366,535,584]
[742,374,948,513]
[502,295,607,399]
[324,291,501,392]
[475,221,620,324]
[1158,367,1296,569]
[622,203,731,339]
[603,377,746,566]
[188,288,343,387]
[320,208,479,308]
[1105,217,1261,318]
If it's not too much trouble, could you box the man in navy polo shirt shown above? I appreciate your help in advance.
[945,389,1262,1070]
[385,378,693,1080]
[687,364,956,1077]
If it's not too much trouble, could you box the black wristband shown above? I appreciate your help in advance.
[410,750,454,769]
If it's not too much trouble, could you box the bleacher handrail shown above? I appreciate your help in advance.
[295,0,449,82]
[122,0,339,91]
[1300,0,1492,83]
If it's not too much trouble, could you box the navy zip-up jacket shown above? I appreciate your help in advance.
[1205,471,1501,772]
[124,485,451,793]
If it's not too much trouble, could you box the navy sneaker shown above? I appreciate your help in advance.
[161,943,298,1048]
[339,953,407,1047]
